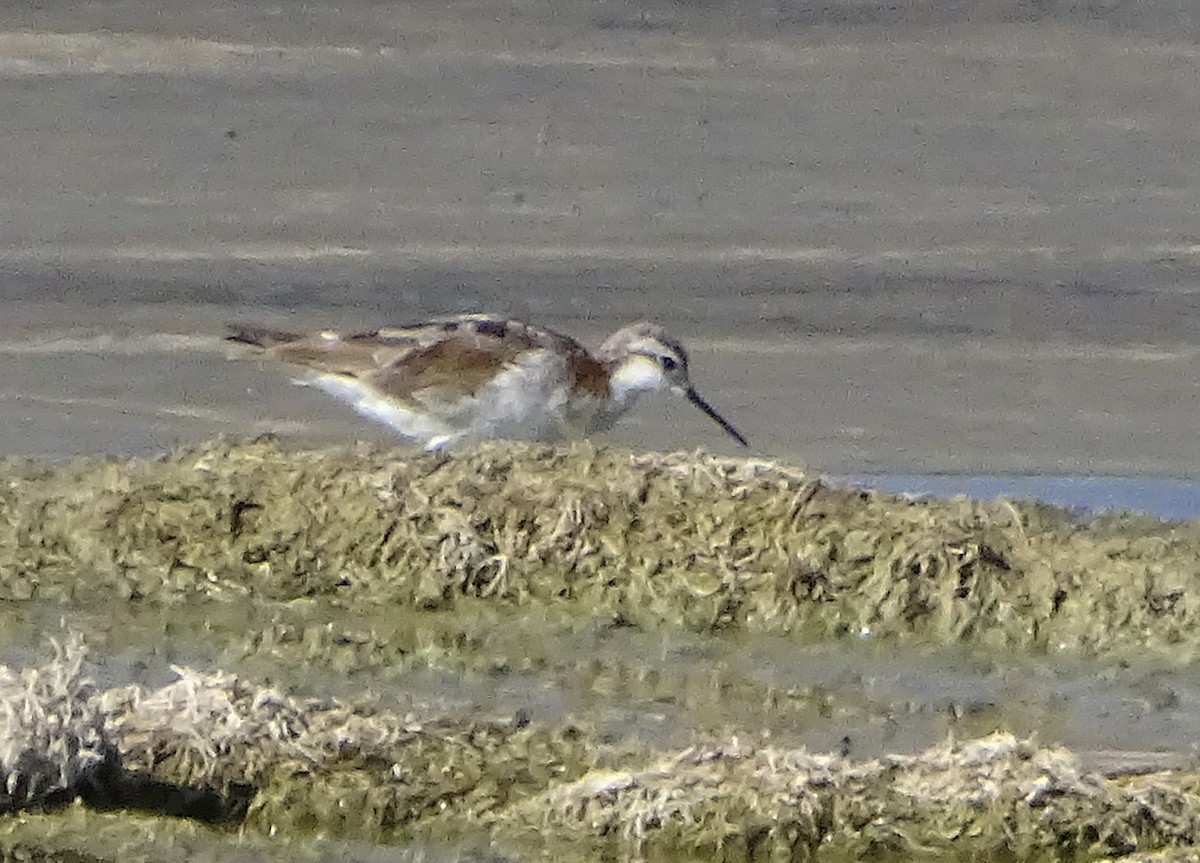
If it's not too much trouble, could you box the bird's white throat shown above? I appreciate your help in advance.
[608,354,667,407]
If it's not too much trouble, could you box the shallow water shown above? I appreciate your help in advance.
[853,474,1200,521]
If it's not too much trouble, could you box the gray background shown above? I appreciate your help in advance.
[4,0,1200,480]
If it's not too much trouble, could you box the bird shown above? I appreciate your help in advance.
[226,314,748,451]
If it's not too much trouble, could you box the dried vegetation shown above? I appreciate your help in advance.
[2,438,1200,861]
[3,437,1200,656]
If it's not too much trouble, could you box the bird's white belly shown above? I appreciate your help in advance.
[454,350,573,443]
[305,375,452,445]
[304,349,574,449]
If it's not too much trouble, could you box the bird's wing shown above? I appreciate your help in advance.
[365,337,529,403]
[229,315,608,402]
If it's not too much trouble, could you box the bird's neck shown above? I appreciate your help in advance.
[600,355,666,419]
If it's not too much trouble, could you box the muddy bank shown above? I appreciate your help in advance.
[2,641,1199,863]
[4,440,1200,860]
[3,438,1200,660]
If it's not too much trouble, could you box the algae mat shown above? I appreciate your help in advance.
[3,640,1200,863]
[4,437,1200,658]
[2,439,1200,861]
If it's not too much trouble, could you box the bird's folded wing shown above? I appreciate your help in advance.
[365,339,527,402]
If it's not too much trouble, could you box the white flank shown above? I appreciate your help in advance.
[298,348,575,446]
[304,375,453,445]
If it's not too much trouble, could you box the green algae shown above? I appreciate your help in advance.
[0,803,508,863]
[5,439,1200,862]
[3,437,1200,659]
[5,644,1200,863]
[497,734,1200,863]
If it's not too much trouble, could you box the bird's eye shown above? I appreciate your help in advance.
[661,355,678,371]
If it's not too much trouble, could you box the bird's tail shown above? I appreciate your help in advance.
[225,325,305,351]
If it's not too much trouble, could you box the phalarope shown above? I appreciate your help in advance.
[227,314,748,450]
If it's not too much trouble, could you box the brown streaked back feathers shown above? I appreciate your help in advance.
[227,316,611,402]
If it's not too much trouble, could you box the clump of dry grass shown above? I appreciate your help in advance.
[509,733,1200,862]
[0,635,113,812]
[3,437,1200,659]
[6,438,1200,859]
[2,640,1199,861]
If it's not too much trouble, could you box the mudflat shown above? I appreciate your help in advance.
[2,0,1199,476]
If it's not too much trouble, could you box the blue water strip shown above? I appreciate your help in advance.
[846,474,1200,522]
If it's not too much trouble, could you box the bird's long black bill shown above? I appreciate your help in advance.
[686,388,749,447]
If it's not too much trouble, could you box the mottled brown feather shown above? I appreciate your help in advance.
[569,354,610,399]
[269,339,408,379]
[230,315,613,402]
[368,340,524,401]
